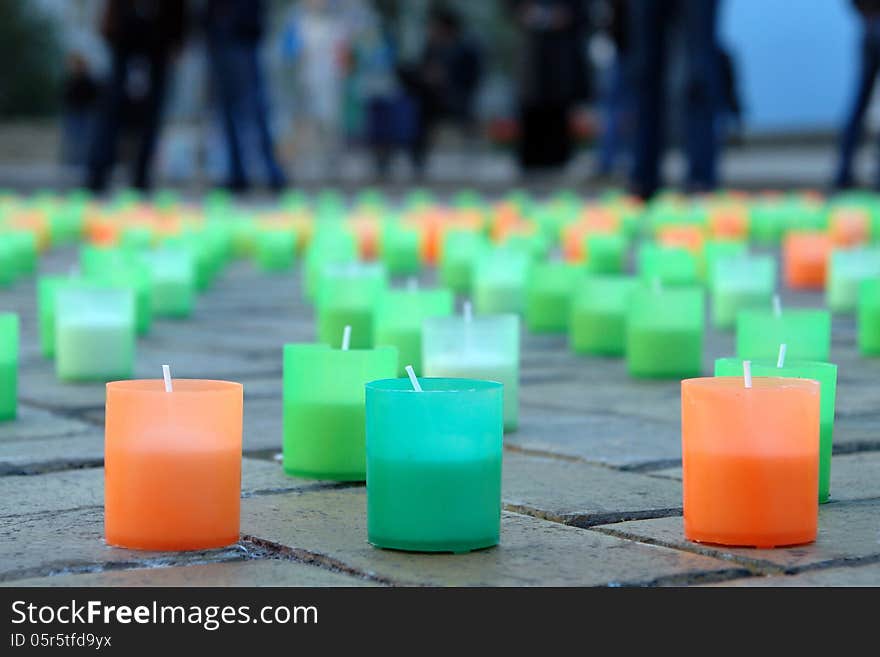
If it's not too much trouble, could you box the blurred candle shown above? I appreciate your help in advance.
[682,376,819,547]
[570,275,637,356]
[637,243,699,286]
[0,313,18,421]
[316,262,387,349]
[366,377,503,553]
[283,343,397,480]
[254,229,296,272]
[710,255,775,329]
[141,248,197,319]
[827,247,880,313]
[858,279,880,355]
[736,306,831,361]
[473,248,531,314]
[380,223,421,275]
[783,231,830,290]
[374,287,453,375]
[525,261,580,333]
[584,233,626,274]
[439,230,487,295]
[37,275,67,358]
[104,378,243,550]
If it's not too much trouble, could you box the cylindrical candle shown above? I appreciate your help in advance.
[0,313,18,421]
[141,248,196,318]
[626,286,704,378]
[638,243,699,286]
[283,344,397,480]
[525,262,581,333]
[714,357,837,503]
[439,230,486,294]
[380,224,421,275]
[584,233,626,274]
[681,376,819,547]
[858,279,880,355]
[37,275,67,358]
[570,275,637,355]
[735,308,831,361]
[105,379,243,550]
[316,263,388,349]
[710,255,775,329]
[374,288,454,375]
[473,248,531,314]
[783,231,830,290]
[366,377,503,553]
[827,247,880,313]
[55,287,136,382]
[422,314,519,431]
[254,229,297,272]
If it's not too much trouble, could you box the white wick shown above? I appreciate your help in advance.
[341,325,351,351]
[162,364,173,393]
[463,300,473,323]
[743,360,753,389]
[405,365,422,392]
[772,293,782,318]
[777,343,787,369]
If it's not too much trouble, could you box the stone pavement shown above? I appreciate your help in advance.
[1,248,879,587]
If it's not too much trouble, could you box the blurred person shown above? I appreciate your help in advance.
[398,7,483,175]
[60,52,100,167]
[203,0,287,192]
[834,0,880,190]
[594,0,632,179]
[510,0,590,171]
[716,44,744,144]
[86,0,188,192]
[628,0,721,199]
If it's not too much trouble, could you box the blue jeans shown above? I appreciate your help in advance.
[597,56,631,175]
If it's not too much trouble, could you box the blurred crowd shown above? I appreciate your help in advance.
[49,0,879,198]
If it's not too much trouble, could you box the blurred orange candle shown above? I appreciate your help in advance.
[783,231,830,290]
[681,375,819,548]
[829,209,869,247]
[105,378,243,551]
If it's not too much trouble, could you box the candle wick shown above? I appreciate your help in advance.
[405,365,423,392]
[743,360,753,389]
[341,325,351,351]
[772,293,782,318]
[463,300,473,323]
[777,343,787,369]
[162,364,173,393]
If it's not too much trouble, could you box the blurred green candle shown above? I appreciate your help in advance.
[0,241,15,287]
[87,265,152,336]
[626,285,704,378]
[374,287,453,375]
[638,243,699,286]
[0,313,18,421]
[254,229,296,272]
[304,229,357,299]
[379,223,421,275]
[316,263,387,349]
[283,343,398,481]
[8,232,37,277]
[140,248,197,319]
[55,287,135,382]
[710,255,776,329]
[584,233,626,274]
[702,239,747,283]
[473,248,531,314]
[439,230,486,294]
[827,247,880,313]
[715,356,837,503]
[736,306,831,361]
[570,275,637,356]
[37,275,69,358]
[525,261,580,332]
[366,377,503,553]
[858,279,880,355]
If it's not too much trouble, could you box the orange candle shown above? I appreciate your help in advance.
[783,231,830,290]
[105,378,243,550]
[829,208,870,247]
[681,375,819,548]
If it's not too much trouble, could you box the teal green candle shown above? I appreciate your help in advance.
[366,377,503,553]
[710,255,775,329]
[139,249,196,318]
[584,233,626,274]
[316,264,387,349]
[570,275,637,355]
[736,308,831,361]
[0,314,18,421]
[827,247,880,313]
[858,279,880,354]
[626,285,704,378]
[0,241,15,287]
[8,232,37,277]
[374,288,454,375]
[283,344,398,481]
[638,243,699,286]
[714,357,837,503]
[525,261,581,332]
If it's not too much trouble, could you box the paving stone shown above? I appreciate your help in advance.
[506,407,680,469]
[0,404,95,442]
[0,507,246,582]
[240,488,743,586]
[0,432,104,475]
[593,498,880,574]
[2,558,377,587]
[502,451,681,525]
[709,562,880,587]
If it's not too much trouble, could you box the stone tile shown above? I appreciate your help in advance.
[3,559,377,587]
[506,407,680,469]
[0,404,95,442]
[0,432,104,475]
[241,488,743,586]
[502,451,681,526]
[709,562,880,586]
[0,507,246,582]
[134,345,279,380]
[594,498,880,574]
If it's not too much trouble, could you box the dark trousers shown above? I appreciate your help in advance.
[835,19,880,189]
[87,50,168,192]
[629,0,720,198]
[518,103,571,170]
[207,40,285,190]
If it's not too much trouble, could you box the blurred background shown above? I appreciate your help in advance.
[1,0,877,195]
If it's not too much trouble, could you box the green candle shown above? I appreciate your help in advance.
[584,233,626,274]
[254,229,297,272]
[374,288,453,375]
[736,307,831,361]
[283,343,398,481]
[37,275,69,358]
[380,224,421,275]
[570,275,637,355]
[304,229,357,300]
[0,314,18,421]
[702,239,747,283]
[710,255,776,329]
[439,230,487,294]
[714,357,837,503]
[827,247,880,313]
[316,263,387,349]
[858,279,880,354]
[473,248,531,314]
[638,243,699,286]
[366,377,503,553]
[626,285,704,378]
[525,261,580,332]
[140,248,197,319]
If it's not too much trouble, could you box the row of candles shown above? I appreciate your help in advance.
[1,187,879,556]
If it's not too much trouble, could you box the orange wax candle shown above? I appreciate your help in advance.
[783,231,830,290]
[681,376,819,548]
[105,379,243,550]
[829,209,870,247]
